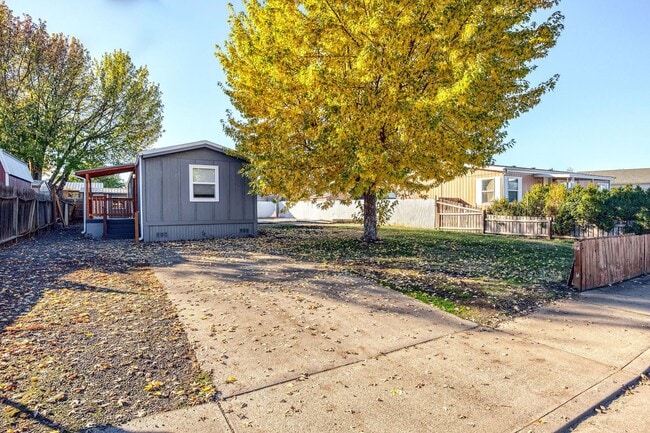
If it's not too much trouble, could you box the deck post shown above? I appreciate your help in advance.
[85,175,92,219]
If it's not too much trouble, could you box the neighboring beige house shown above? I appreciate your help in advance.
[422,165,613,207]
[579,168,650,190]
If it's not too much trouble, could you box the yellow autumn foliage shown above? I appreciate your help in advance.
[217,0,563,240]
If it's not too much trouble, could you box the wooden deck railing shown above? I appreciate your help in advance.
[89,196,134,219]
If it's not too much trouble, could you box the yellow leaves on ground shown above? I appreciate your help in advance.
[225,376,238,384]
[144,379,164,392]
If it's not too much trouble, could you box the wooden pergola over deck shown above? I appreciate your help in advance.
[74,164,138,239]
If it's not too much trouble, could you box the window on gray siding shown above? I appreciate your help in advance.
[190,164,219,202]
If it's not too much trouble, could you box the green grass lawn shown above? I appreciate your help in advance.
[255,224,575,325]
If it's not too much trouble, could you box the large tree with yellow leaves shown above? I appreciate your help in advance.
[218,0,563,242]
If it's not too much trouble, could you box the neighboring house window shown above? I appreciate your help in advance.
[189,164,219,202]
[562,181,575,189]
[476,177,501,205]
[506,177,522,202]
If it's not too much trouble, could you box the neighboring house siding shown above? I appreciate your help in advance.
[141,147,256,242]
[426,167,612,207]
[423,169,502,205]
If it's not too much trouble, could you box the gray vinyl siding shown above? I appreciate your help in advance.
[141,147,257,242]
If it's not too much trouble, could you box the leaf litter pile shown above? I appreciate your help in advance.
[1,228,216,433]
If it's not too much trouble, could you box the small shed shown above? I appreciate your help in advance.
[138,140,257,241]
[0,149,34,189]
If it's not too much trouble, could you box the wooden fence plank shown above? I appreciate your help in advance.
[643,234,650,274]
[0,186,53,246]
[572,234,648,291]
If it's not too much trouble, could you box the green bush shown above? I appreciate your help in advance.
[487,197,522,216]
[487,182,650,235]
[519,184,548,216]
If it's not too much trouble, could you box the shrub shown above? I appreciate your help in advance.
[488,181,649,235]
[487,197,523,216]
[519,184,548,216]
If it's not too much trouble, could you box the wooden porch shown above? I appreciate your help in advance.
[74,164,139,240]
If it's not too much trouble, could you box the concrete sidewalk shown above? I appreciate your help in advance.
[96,256,650,433]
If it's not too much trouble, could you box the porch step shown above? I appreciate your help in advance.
[106,218,136,239]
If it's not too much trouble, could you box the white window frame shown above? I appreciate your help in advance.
[189,164,219,202]
[476,177,501,205]
[505,176,523,202]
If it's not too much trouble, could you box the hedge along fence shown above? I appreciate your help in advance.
[0,185,53,246]
[571,233,650,291]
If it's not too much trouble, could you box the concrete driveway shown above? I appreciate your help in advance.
[102,253,650,433]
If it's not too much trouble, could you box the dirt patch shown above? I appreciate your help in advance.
[1,227,215,433]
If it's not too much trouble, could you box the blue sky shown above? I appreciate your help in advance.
[5,0,649,171]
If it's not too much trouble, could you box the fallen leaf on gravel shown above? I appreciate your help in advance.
[144,380,164,392]
[225,376,238,384]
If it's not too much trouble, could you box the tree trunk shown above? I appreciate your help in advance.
[361,191,379,242]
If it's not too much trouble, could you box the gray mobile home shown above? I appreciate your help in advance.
[138,140,257,242]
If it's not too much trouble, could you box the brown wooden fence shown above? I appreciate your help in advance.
[571,234,650,291]
[485,215,552,238]
[435,199,483,232]
[435,199,633,239]
[0,185,53,246]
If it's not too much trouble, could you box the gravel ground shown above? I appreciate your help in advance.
[1,227,215,433]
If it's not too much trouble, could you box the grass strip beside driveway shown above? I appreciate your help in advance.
[241,224,575,325]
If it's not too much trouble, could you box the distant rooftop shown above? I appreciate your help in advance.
[486,164,614,181]
[63,181,128,195]
[579,168,650,187]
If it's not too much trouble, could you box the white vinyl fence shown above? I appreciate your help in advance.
[259,199,437,230]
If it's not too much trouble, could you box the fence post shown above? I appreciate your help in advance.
[481,210,486,234]
[547,217,553,240]
[13,193,19,242]
[432,197,438,229]
[28,197,36,234]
